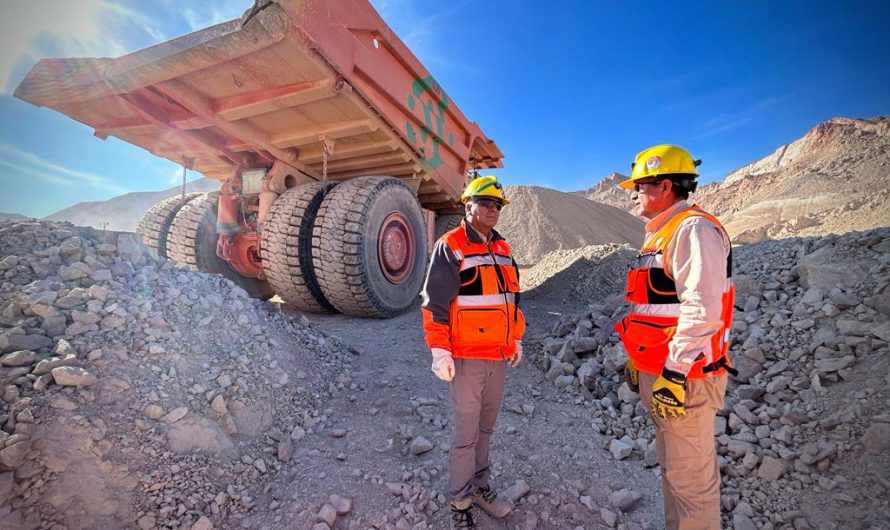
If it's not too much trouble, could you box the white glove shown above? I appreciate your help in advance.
[509,341,523,367]
[431,348,455,381]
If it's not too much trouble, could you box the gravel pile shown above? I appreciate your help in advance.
[522,243,636,302]
[0,220,355,530]
[497,185,642,266]
[530,227,890,529]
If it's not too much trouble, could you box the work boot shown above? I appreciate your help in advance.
[450,498,476,529]
[474,485,513,518]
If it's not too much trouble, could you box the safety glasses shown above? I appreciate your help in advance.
[633,178,664,193]
[473,198,503,211]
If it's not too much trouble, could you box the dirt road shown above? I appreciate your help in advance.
[235,295,663,530]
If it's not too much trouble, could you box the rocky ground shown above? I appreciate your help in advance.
[2,219,889,530]
[0,220,671,530]
[0,221,356,529]
[531,227,890,530]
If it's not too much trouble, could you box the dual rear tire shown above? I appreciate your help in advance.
[312,177,428,318]
[137,192,274,299]
[137,177,430,317]
[434,214,463,241]
[263,176,428,318]
[262,182,337,313]
[136,193,202,259]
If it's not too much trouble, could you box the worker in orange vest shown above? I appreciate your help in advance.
[615,145,736,530]
[421,175,526,529]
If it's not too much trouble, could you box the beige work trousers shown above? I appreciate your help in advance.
[640,372,727,530]
[447,358,506,502]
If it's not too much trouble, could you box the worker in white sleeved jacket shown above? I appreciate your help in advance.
[616,145,736,530]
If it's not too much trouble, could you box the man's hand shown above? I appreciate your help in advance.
[650,368,687,418]
[431,348,455,381]
[508,341,523,367]
[624,358,640,393]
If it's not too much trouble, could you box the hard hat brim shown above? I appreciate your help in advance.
[462,196,510,206]
[618,177,636,190]
[617,174,697,190]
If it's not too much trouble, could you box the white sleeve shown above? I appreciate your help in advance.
[663,217,730,375]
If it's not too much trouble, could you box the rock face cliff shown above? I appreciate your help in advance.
[574,173,635,213]
[577,116,890,243]
[695,116,890,242]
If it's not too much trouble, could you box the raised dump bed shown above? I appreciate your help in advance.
[15,0,504,317]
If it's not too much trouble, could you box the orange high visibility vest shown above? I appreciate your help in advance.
[616,205,735,378]
[428,224,525,360]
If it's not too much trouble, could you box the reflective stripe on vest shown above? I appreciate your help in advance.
[442,223,525,359]
[460,254,515,271]
[616,205,736,378]
[457,293,517,306]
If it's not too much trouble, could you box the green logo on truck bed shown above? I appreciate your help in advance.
[406,76,454,170]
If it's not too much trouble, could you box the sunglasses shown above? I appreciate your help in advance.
[473,198,503,211]
[633,178,664,193]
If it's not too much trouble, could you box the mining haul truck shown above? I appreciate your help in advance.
[14,0,503,318]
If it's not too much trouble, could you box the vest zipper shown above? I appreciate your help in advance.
[487,244,510,361]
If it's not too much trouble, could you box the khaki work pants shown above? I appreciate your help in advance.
[447,358,507,502]
[640,372,728,530]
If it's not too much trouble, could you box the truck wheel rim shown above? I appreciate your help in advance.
[378,212,414,284]
[226,233,264,279]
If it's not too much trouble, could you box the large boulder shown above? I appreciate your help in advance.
[798,246,868,289]
[166,416,234,454]
[602,345,627,375]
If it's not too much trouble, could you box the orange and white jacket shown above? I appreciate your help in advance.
[421,219,525,360]
[617,201,735,378]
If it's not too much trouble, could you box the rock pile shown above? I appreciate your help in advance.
[0,220,355,530]
[531,227,890,529]
[496,185,642,266]
[522,243,636,302]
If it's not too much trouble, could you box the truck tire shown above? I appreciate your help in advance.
[312,176,428,318]
[167,192,274,299]
[262,182,337,313]
[434,214,463,241]
[136,193,202,259]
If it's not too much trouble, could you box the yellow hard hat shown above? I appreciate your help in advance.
[461,175,510,205]
[618,144,701,189]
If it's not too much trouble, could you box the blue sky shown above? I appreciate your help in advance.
[1,0,888,217]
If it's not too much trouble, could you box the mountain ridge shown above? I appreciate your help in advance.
[0,212,32,222]
[575,115,890,242]
[43,178,219,232]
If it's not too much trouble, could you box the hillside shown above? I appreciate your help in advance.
[497,185,643,265]
[574,172,635,213]
[43,178,219,232]
[576,116,890,243]
[0,213,31,222]
[695,116,890,242]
